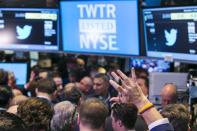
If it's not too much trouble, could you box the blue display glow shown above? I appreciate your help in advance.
[0,63,27,85]
[61,0,139,56]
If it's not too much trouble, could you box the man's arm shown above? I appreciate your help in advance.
[109,68,174,131]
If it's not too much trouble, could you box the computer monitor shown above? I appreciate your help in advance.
[0,8,59,51]
[0,63,28,85]
[60,0,139,56]
[149,72,188,105]
[143,6,197,63]
[130,58,172,72]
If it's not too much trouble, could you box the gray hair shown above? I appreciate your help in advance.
[51,101,77,131]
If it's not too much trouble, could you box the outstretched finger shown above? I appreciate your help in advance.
[117,70,128,80]
[109,80,124,93]
[131,68,137,81]
[111,71,120,82]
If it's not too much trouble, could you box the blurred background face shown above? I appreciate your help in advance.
[137,78,148,96]
[8,75,16,86]
[79,77,92,93]
[161,92,175,107]
[93,78,107,96]
[53,77,63,91]
[161,84,177,107]
[39,72,48,79]
[79,79,87,92]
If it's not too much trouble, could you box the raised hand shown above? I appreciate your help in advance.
[109,68,146,105]
[110,69,172,129]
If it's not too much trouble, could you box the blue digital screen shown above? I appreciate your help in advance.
[60,0,139,56]
[0,8,59,51]
[143,6,197,62]
[0,63,27,85]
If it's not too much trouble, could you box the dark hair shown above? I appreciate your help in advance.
[0,85,13,108]
[0,69,8,85]
[135,67,149,78]
[0,111,27,131]
[18,98,54,131]
[68,70,80,82]
[111,103,138,129]
[37,78,57,94]
[137,76,149,89]
[27,79,40,97]
[94,73,109,82]
[79,98,109,129]
[31,65,40,77]
[161,104,190,131]
[51,71,61,78]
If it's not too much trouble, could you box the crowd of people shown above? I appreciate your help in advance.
[0,57,195,131]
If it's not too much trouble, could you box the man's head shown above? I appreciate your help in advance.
[160,83,177,107]
[0,69,8,85]
[93,73,109,97]
[111,103,138,131]
[38,70,49,79]
[52,72,63,92]
[68,70,78,82]
[8,71,16,87]
[0,111,27,131]
[79,98,109,130]
[51,101,77,131]
[134,67,149,78]
[79,76,93,94]
[9,95,28,106]
[0,85,13,108]
[63,83,83,105]
[53,76,63,91]
[161,104,190,131]
[17,98,54,131]
[137,76,149,97]
[36,78,57,96]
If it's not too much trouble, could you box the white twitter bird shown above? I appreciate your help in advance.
[164,29,177,46]
[16,25,32,40]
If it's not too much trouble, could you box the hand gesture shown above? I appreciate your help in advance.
[109,68,146,105]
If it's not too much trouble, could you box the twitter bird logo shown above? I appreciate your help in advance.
[16,25,32,40]
[164,29,177,46]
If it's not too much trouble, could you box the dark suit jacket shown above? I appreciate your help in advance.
[150,123,174,131]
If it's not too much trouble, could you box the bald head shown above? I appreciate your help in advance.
[161,83,177,107]
[79,76,93,94]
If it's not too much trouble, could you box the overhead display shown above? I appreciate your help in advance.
[60,0,139,56]
[0,8,59,51]
[143,6,197,62]
[0,63,28,85]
